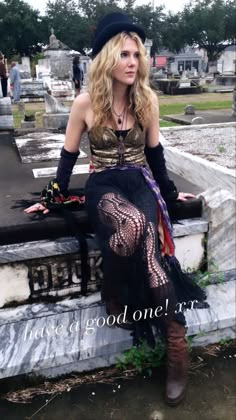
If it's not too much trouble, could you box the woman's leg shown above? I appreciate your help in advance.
[131,180,188,406]
[85,174,188,405]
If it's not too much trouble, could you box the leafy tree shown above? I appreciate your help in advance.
[78,0,119,20]
[160,12,187,54]
[0,0,43,57]
[181,0,236,62]
[45,0,90,52]
[128,4,166,56]
[123,0,136,14]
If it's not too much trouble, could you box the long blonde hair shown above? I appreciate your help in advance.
[88,31,156,128]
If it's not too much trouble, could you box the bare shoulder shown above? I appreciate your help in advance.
[151,91,159,110]
[73,92,91,110]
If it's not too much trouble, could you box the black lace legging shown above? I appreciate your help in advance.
[85,169,177,318]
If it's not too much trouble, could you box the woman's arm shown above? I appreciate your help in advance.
[64,93,89,152]
[144,94,194,202]
[24,93,90,214]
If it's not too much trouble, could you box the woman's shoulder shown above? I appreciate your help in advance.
[73,92,91,108]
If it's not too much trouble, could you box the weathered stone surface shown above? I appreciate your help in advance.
[0,264,31,307]
[43,113,69,129]
[232,87,236,116]
[199,188,236,272]
[184,104,195,115]
[0,115,14,130]
[0,97,12,116]
[0,280,235,379]
[160,127,236,194]
[20,81,46,99]
[191,116,205,124]
[21,120,35,129]
[14,131,87,163]
[44,92,69,114]
[0,218,206,307]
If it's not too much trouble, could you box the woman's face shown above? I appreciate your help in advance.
[112,37,140,86]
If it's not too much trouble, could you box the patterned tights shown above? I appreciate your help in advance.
[98,192,171,291]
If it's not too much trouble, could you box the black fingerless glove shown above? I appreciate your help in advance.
[56,147,80,195]
[40,147,85,210]
[144,143,178,202]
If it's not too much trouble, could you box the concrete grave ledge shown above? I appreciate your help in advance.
[160,123,236,194]
[0,219,208,308]
[0,218,208,264]
[0,281,235,379]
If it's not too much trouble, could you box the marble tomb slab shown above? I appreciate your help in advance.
[200,188,236,272]
[15,132,87,163]
[0,220,207,265]
[160,123,236,195]
[0,281,235,379]
[32,164,90,178]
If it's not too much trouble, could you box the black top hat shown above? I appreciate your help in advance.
[92,12,146,58]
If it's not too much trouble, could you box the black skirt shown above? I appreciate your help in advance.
[84,168,206,340]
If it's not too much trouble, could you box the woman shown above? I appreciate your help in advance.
[10,62,21,103]
[72,55,83,97]
[0,53,8,98]
[25,13,206,406]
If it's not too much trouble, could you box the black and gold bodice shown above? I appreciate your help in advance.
[88,120,147,172]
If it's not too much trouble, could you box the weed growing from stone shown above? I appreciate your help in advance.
[115,339,166,376]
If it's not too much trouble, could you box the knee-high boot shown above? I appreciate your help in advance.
[165,320,189,406]
[150,282,189,405]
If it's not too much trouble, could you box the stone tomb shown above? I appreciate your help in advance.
[20,80,46,102]
[0,97,14,130]
[160,124,236,273]
[14,132,87,163]
[43,92,70,129]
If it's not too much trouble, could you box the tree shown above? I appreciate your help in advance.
[181,0,236,62]
[45,0,90,52]
[78,0,120,46]
[128,4,166,56]
[0,0,44,57]
[123,0,136,14]
[160,13,187,54]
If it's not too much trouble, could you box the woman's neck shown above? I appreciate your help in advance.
[112,81,129,110]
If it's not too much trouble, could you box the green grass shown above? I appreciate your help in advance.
[159,100,231,117]
[159,120,178,127]
[13,110,43,129]
[12,99,231,128]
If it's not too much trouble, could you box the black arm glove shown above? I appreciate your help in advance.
[40,147,84,210]
[56,147,80,195]
[144,143,178,202]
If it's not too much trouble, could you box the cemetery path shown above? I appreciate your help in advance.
[0,343,235,420]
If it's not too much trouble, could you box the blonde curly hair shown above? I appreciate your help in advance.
[88,31,156,128]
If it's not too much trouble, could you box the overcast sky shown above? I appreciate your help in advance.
[25,0,190,15]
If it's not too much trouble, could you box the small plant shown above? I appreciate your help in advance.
[191,257,225,289]
[218,145,226,153]
[186,335,194,351]
[115,339,166,376]
[219,337,232,346]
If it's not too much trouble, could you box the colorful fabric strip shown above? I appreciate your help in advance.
[106,164,175,257]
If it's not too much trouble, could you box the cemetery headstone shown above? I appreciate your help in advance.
[43,93,70,129]
[0,97,14,130]
[184,105,195,115]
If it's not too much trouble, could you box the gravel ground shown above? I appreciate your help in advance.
[163,126,236,169]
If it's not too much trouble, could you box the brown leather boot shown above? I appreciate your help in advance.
[165,320,189,406]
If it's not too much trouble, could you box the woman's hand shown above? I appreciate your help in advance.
[24,203,49,214]
[177,192,195,202]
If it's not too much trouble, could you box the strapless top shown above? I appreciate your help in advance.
[88,120,147,172]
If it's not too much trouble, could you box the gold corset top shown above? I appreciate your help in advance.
[88,120,147,172]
